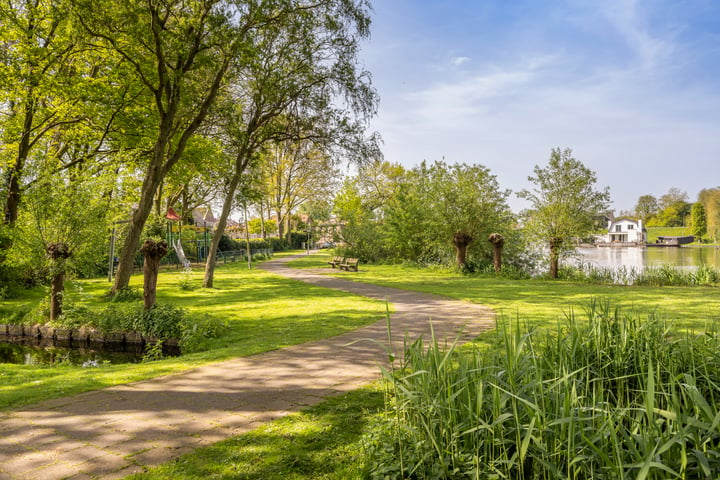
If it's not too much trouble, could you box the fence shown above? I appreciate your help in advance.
[132,248,273,270]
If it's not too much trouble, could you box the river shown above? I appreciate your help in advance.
[574,246,720,271]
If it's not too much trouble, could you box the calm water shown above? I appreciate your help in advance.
[0,341,145,365]
[574,246,720,271]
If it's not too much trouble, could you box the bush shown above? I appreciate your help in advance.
[267,237,285,251]
[105,286,143,302]
[217,234,242,252]
[179,313,228,353]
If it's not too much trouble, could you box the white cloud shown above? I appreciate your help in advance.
[596,0,676,70]
[451,56,471,67]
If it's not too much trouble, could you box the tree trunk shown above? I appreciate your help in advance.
[203,172,242,288]
[244,203,252,269]
[47,242,71,321]
[50,270,65,321]
[549,238,561,279]
[140,239,168,309]
[276,209,285,244]
[259,203,266,239]
[113,164,165,292]
[488,233,504,274]
[453,232,473,268]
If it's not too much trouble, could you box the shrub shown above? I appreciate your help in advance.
[179,313,228,353]
[105,286,143,302]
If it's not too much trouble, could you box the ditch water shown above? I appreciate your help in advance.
[0,340,146,366]
[573,246,720,271]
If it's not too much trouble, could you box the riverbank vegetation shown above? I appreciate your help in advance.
[368,301,720,479]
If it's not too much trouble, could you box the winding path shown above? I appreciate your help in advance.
[0,254,495,480]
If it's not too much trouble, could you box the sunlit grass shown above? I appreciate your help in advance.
[0,258,387,409]
[293,252,720,333]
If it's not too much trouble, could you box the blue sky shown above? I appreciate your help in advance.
[360,0,720,212]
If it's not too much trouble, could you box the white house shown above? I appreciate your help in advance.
[605,217,646,244]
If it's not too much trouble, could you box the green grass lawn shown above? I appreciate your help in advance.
[0,256,388,409]
[3,251,720,479]
[646,226,690,242]
[292,253,720,333]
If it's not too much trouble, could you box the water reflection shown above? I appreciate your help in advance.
[574,247,720,271]
[0,341,145,365]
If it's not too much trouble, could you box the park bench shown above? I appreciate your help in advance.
[338,257,359,272]
[327,256,344,268]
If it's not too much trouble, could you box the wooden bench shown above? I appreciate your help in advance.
[338,257,359,271]
[327,256,344,268]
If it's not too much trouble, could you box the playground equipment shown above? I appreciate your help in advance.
[166,208,191,268]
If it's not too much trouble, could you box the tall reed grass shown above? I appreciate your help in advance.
[365,300,720,479]
[559,262,720,286]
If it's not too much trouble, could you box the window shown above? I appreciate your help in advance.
[628,224,634,230]
[615,225,622,232]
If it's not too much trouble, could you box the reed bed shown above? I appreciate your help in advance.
[365,300,720,479]
[559,263,720,286]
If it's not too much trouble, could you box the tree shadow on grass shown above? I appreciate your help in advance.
[127,387,385,480]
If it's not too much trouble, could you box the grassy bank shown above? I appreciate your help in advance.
[0,256,388,409]
[646,226,689,242]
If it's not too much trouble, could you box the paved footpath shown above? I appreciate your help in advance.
[0,254,495,479]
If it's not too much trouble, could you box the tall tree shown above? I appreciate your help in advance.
[202,0,379,287]
[0,0,82,226]
[690,202,707,239]
[634,194,659,222]
[76,0,255,292]
[518,147,610,278]
[698,188,720,242]
[265,141,339,243]
[419,161,511,269]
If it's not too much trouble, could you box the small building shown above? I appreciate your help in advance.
[653,235,694,247]
[605,217,646,244]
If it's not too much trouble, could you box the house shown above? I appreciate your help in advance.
[192,207,217,228]
[604,217,646,244]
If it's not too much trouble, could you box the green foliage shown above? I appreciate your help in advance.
[106,286,143,302]
[691,202,707,238]
[248,218,278,236]
[179,313,229,354]
[142,341,165,362]
[558,262,720,286]
[333,179,391,262]
[699,188,720,242]
[634,194,659,221]
[177,268,196,291]
[518,147,611,277]
[334,160,516,268]
[367,301,720,479]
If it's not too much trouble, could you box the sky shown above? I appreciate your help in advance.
[359,0,720,213]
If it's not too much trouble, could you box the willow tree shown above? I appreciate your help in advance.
[202,0,379,288]
[73,0,264,293]
[0,0,81,227]
[518,147,610,278]
[264,141,339,244]
[425,162,512,269]
[699,188,720,242]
